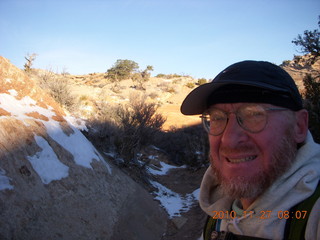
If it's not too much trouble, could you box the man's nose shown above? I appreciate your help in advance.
[220,114,248,147]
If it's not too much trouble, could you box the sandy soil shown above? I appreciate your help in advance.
[157,104,201,130]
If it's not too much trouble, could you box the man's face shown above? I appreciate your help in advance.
[209,103,298,199]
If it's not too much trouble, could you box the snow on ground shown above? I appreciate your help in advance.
[150,180,197,218]
[0,91,111,188]
[27,136,69,184]
[192,188,200,201]
[0,168,13,191]
[147,160,186,176]
[64,114,88,131]
[43,119,106,169]
[147,159,200,218]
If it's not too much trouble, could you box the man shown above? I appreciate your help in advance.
[180,61,320,240]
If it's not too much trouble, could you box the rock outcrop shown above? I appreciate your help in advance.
[0,56,167,239]
[281,54,320,92]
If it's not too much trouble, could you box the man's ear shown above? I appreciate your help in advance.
[294,109,309,143]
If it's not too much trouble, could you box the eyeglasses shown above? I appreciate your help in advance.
[200,104,288,136]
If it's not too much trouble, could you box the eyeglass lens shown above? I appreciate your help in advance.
[203,105,268,135]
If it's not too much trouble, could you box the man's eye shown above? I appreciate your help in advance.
[244,111,266,123]
[243,109,264,117]
[251,111,264,116]
[211,115,226,121]
[242,105,266,117]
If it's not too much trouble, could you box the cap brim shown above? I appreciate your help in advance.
[180,81,288,115]
[180,83,221,115]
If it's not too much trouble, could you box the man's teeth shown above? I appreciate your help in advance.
[227,156,256,163]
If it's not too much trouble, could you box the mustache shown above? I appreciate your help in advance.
[219,145,258,155]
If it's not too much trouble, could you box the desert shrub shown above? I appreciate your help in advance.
[155,124,209,169]
[83,102,120,153]
[134,65,153,90]
[132,65,153,90]
[79,95,89,102]
[168,73,183,78]
[165,86,176,93]
[114,94,166,164]
[84,118,119,154]
[47,78,77,111]
[132,72,143,81]
[155,73,184,79]
[158,82,176,93]
[185,82,196,88]
[24,53,38,73]
[38,70,77,111]
[303,73,320,143]
[85,94,166,166]
[197,78,207,85]
[106,59,139,82]
[155,73,166,78]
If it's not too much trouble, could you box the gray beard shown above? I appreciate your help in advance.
[211,130,297,199]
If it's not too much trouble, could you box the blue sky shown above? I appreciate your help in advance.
[1,0,319,79]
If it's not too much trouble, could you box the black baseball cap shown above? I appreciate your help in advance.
[180,60,303,115]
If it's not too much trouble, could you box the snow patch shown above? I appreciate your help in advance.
[45,118,111,173]
[8,89,18,96]
[148,161,184,176]
[64,115,88,131]
[27,136,69,184]
[0,168,14,191]
[192,188,200,201]
[150,180,195,218]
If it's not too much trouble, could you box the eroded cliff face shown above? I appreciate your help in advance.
[0,56,166,239]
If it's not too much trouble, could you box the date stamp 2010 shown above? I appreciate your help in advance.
[212,210,308,220]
